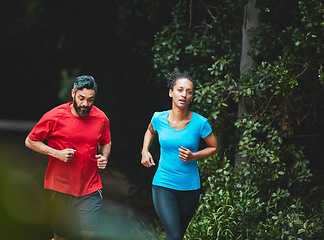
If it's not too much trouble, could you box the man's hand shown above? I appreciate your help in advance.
[56,148,76,162]
[96,154,108,169]
[25,137,77,163]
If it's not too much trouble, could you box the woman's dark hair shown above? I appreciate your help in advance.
[73,75,98,93]
[166,71,196,91]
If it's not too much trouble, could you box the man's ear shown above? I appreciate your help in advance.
[71,89,75,99]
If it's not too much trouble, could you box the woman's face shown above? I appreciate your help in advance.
[169,78,194,109]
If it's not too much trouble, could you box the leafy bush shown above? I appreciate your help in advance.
[186,156,323,239]
[150,1,324,239]
[185,56,323,239]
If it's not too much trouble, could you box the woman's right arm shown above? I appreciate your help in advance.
[141,123,157,168]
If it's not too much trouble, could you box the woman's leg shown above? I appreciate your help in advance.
[178,189,201,238]
[152,186,182,240]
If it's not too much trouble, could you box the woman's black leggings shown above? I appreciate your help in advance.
[152,185,201,240]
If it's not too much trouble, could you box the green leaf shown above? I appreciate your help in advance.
[297,228,306,234]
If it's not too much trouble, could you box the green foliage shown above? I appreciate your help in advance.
[186,114,322,239]
[185,156,323,239]
[152,0,324,239]
[152,0,244,81]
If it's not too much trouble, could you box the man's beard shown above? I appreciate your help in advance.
[73,99,92,117]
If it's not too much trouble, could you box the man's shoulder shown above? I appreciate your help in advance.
[90,106,109,120]
[43,103,70,120]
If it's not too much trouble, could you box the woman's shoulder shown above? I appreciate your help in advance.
[152,110,170,119]
[192,111,208,122]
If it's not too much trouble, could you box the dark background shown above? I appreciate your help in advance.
[1,1,323,239]
[0,1,175,185]
[0,1,175,239]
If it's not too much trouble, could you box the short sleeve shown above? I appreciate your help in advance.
[201,119,212,139]
[151,112,158,132]
[28,113,55,142]
[99,117,111,145]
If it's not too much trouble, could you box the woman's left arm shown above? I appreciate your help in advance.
[179,132,217,162]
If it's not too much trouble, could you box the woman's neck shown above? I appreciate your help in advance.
[169,107,190,122]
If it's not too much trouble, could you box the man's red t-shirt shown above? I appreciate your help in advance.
[28,102,111,197]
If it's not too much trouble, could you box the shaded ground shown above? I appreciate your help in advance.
[0,120,157,240]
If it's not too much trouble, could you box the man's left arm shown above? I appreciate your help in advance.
[96,141,112,169]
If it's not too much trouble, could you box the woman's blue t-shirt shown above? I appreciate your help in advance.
[151,110,212,191]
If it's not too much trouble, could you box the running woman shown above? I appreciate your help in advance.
[141,71,217,240]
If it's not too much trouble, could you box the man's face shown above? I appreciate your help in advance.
[71,88,95,117]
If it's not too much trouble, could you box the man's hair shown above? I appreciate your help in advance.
[73,75,98,93]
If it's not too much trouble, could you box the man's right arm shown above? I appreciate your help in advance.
[25,137,76,162]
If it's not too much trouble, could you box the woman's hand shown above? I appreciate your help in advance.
[141,150,155,167]
[179,133,217,162]
[179,146,195,162]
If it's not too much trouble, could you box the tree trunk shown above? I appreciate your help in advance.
[235,0,259,166]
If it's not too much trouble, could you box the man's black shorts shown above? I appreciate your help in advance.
[50,190,103,238]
